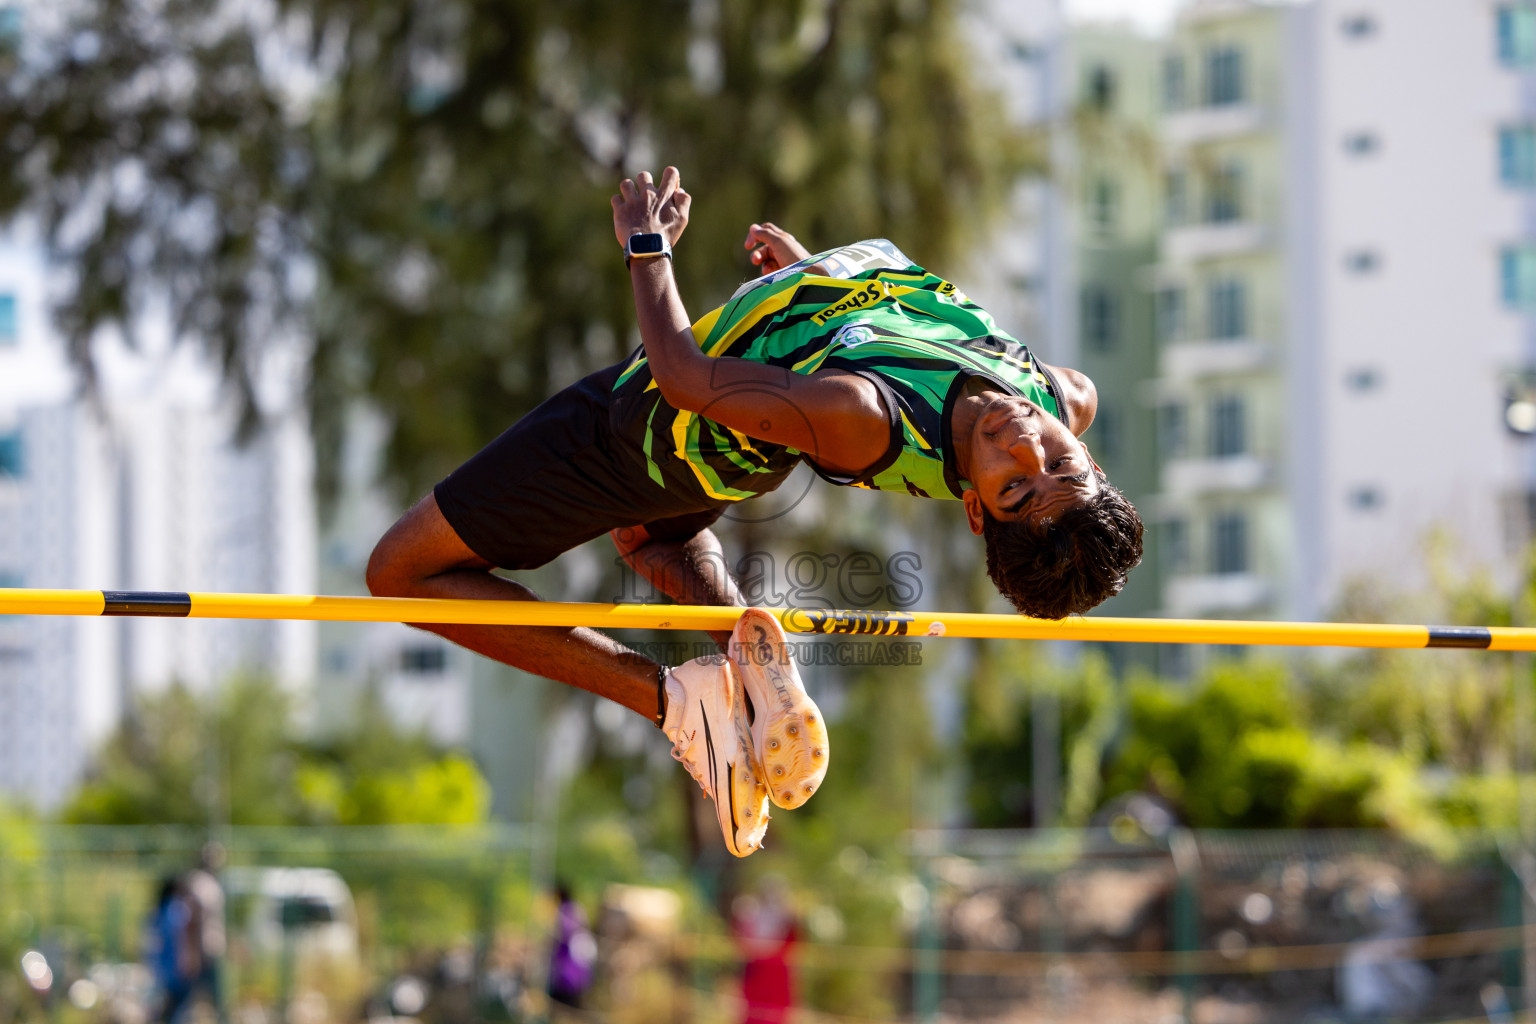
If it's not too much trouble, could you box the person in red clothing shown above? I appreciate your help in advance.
[732,878,799,1024]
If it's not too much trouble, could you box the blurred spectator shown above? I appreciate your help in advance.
[547,883,596,1013]
[179,842,228,1024]
[1338,880,1432,1020]
[144,876,192,1023]
[732,877,798,1024]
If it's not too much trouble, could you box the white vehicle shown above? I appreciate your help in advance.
[224,867,360,961]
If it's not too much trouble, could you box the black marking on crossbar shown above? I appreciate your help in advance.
[1426,626,1492,649]
[102,591,192,617]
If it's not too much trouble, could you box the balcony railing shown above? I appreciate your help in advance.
[1158,338,1272,380]
[1163,220,1271,263]
[1164,572,1272,617]
[1163,455,1270,495]
[1163,103,1267,146]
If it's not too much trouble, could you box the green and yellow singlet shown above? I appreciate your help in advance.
[609,240,1068,504]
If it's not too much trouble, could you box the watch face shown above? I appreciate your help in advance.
[628,233,666,256]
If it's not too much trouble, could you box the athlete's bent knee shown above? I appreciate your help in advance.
[610,525,653,558]
[365,539,407,598]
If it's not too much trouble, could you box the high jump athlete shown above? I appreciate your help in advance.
[366,167,1143,857]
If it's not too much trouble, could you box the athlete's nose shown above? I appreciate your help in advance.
[1006,433,1046,474]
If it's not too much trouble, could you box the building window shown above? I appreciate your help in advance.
[1009,41,1039,63]
[1213,512,1248,574]
[1501,126,1536,187]
[1205,45,1245,106]
[1161,402,1189,457]
[1342,14,1377,38]
[1499,4,1536,67]
[1087,65,1117,111]
[1082,286,1119,351]
[0,294,14,344]
[1345,250,1381,273]
[1164,170,1188,226]
[1163,54,1186,110]
[401,644,448,674]
[1208,162,1244,223]
[1502,245,1536,308]
[1092,404,1120,462]
[0,432,23,478]
[1211,394,1246,457]
[1208,277,1248,339]
[1344,131,1379,155]
[1164,518,1190,574]
[1158,287,1186,344]
[1091,177,1119,236]
[1345,367,1382,392]
[1347,486,1383,510]
[0,569,21,616]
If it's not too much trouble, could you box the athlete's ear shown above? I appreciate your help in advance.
[1080,441,1103,476]
[963,489,985,536]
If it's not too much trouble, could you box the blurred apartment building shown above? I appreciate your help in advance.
[982,0,1536,653]
[0,228,316,809]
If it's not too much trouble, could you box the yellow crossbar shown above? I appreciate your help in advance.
[0,588,1530,650]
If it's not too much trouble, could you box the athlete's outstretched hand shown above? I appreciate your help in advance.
[744,222,811,276]
[612,166,692,249]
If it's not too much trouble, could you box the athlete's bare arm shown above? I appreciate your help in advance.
[612,168,889,477]
[1039,363,1098,436]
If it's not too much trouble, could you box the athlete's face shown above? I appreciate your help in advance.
[961,395,1100,533]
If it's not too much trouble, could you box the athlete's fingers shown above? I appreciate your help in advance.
[673,186,691,221]
[745,222,778,248]
[619,178,637,200]
[611,192,623,208]
[636,170,653,188]
[657,165,680,203]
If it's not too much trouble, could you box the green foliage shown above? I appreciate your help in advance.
[1084,649,1526,841]
[1104,661,1297,821]
[962,643,1117,827]
[65,676,489,826]
[0,0,1034,503]
[1434,772,1536,829]
[66,677,297,825]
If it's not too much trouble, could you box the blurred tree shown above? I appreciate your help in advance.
[66,676,490,826]
[0,0,1033,505]
[1098,664,1440,833]
[963,643,1118,828]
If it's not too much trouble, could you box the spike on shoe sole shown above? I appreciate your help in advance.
[729,608,830,809]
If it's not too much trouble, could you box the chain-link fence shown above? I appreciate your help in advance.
[0,824,540,1024]
[0,825,1531,1024]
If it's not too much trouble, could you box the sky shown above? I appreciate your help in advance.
[1065,0,1185,34]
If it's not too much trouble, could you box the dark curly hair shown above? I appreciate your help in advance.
[981,473,1144,619]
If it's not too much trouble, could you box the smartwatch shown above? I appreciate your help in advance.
[624,232,672,268]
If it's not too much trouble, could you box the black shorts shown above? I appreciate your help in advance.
[433,364,727,570]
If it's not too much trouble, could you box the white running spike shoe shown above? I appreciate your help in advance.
[662,654,771,858]
[728,608,829,809]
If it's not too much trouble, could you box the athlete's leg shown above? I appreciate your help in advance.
[613,523,829,809]
[610,523,741,650]
[366,493,660,720]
